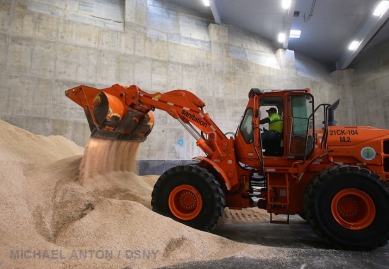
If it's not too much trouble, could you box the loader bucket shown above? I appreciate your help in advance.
[65,85,154,142]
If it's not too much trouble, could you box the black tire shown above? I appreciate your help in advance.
[151,165,225,232]
[303,165,389,250]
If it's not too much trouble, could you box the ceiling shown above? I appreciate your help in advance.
[166,0,389,71]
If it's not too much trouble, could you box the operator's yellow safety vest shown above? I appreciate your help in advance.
[268,114,283,133]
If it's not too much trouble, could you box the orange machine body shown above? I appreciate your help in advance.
[66,84,389,249]
[65,84,389,214]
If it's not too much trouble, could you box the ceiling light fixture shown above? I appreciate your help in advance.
[278,33,285,42]
[203,0,210,7]
[348,40,361,51]
[373,1,389,16]
[290,30,301,38]
[282,0,291,9]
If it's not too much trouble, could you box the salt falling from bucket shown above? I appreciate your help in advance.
[79,138,140,185]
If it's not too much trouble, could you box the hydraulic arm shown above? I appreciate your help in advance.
[65,84,230,157]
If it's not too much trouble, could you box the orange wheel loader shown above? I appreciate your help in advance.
[65,84,389,250]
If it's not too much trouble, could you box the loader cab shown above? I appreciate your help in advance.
[236,89,315,165]
[256,92,315,159]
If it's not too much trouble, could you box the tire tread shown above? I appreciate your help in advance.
[151,164,225,232]
[303,165,389,250]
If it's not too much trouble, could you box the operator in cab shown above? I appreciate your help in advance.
[260,107,283,142]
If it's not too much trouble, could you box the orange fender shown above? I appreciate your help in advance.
[193,156,232,190]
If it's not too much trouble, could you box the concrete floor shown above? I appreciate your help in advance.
[158,216,389,269]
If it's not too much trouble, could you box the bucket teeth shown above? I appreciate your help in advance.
[90,129,148,142]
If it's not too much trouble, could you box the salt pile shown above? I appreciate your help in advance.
[0,120,268,268]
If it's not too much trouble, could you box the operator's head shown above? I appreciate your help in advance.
[266,107,277,114]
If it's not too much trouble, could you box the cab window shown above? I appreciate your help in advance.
[291,95,313,136]
[240,108,253,144]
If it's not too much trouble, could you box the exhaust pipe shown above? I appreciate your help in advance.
[328,99,340,126]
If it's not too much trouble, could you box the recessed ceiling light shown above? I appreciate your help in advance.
[203,0,210,7]
[282,0,291,9]
[278,33,285,42]
[290,30,301,38]
[373,1,389,16]
[348,40,361,51]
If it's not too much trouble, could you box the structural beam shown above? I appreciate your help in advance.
[210,0,221,24]
[336,1,389,70]
[283,0,297,49]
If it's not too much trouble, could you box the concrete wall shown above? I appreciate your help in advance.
[346,41,389,129]
[0,0,348,161]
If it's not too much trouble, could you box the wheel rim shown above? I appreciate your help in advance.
[168,184,203,221]
[331,188,376,230]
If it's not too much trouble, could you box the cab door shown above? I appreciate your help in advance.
[286,94,315,159]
